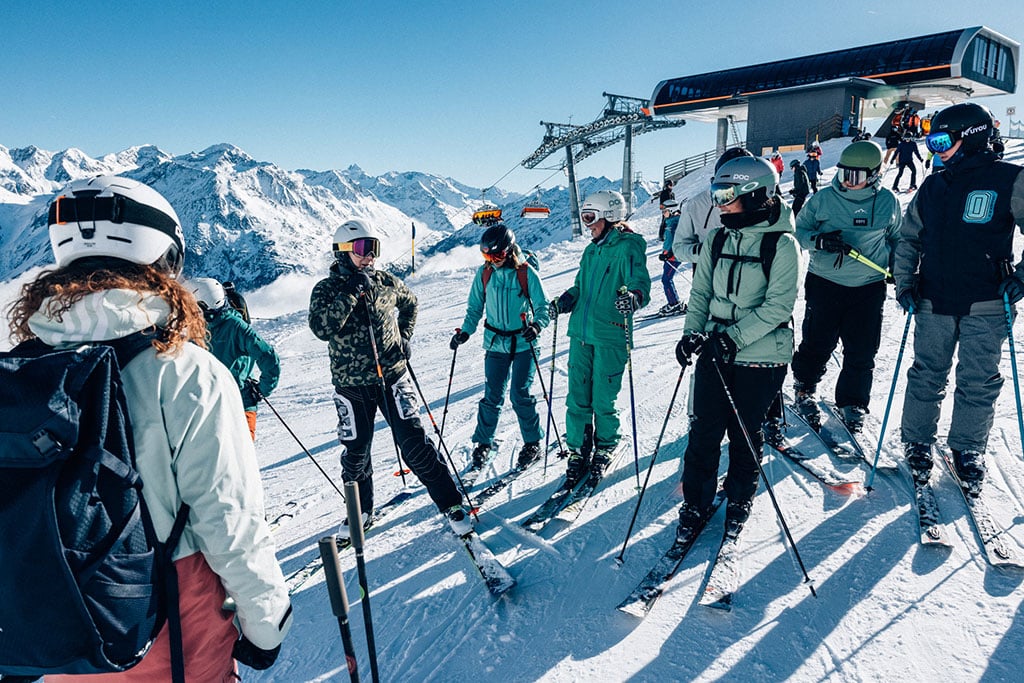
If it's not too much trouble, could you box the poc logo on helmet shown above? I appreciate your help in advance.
[731,174,751,181]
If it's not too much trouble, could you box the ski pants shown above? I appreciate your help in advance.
[893,161,917,188]
[334,373,462,514]
[565,338,628,452]
[791,273,887,410]
[661,260,680,306]
[683,354,785,511]
[900,311,1008,453]
[472,349,543,446]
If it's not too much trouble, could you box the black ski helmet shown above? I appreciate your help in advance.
[931,103,994,154]
[480,223,515,258]
[714,147,753,173]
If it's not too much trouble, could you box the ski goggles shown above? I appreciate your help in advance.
[481,248,508,263]
[709,183,740,207]
[333,237,380,258]
[838,167,870,186]
[925,131,957,154]
[580,210,601,225]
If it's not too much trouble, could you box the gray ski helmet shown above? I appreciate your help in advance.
[931,102,994,154]
[714,147,753,172]
[710,156,778,209]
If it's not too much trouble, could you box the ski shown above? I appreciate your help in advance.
[818,400,898,470]
[460,439,503,490]
[937,448,1024,567]
[616,490,728,618]
[775,404,863,493]
[699,526,743,611]
[908,465,950,547]
[554,442,628,525]
[635,306,687,322]
[473,441,561,507]
[522,443,626,533]
[457,531,516,596]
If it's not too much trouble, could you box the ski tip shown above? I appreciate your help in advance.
[831,481,866,497]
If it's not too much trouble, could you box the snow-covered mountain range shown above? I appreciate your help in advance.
[0,143,653,289]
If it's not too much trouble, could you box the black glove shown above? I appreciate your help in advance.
[924,158,931,169]
[658,250,674,262]
[522,322,541,343]
[401,337,412,359]
[233,636,281,671]
[814,230,847,254]
[449,329,470,350]
[708,331,738,364]
[998,275,1024,305]
[242,378,263,405]
[550,291,575,316]
[897,287,919,313]
[344,271,373,298]
[675,332,706,367]
[614,289,642,315]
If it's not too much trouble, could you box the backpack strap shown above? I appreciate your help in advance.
[480,263,494,305]
[515,264,530,299]
[709,229,785,297]
[161,504,191,683]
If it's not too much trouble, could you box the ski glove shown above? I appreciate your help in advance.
[675,332,706,367]
[998,275,1024,305]
[522,322,541,343]
[708,331,738,364]
[896,287,919,314]
[241,378,263,405]
[344,271,373,298]
[614,289,643,315]
[549,291,575,317]
[814,230,847,254]
[449,329,470,350]
[233,637,281,671]
[658,250,675,262]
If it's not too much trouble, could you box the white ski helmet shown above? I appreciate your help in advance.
[332,218,380,259]
[580,190,627,224]
[47,175,184,275]
[189,277,226,310]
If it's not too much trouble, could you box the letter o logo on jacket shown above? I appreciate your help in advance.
[963,190,997,224]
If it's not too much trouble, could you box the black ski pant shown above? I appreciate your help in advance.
[334,373,462,514]
[682,353,785,512]
[893,161,917,189]
[791,273,887,410]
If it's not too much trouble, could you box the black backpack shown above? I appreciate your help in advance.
[0,332,188,682]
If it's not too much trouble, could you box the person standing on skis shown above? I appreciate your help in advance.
[673,156,799,537]
[656,198,686,316]
[450,224,550,469]
[308,218,471,538]
[548,190,650,485]
[894,102,1024,496]
[766,140,900,442]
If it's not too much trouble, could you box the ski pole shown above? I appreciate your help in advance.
[403,361,479,515]
[846,247,893,280]
[708,348,817,597]
[521,314,566,459]
[439,343,458,441]
[361,295,411,484]
[614,363,687,564]
[867,309,914,490]
[618,286,642,490]
[259,393,345,500]
[545,310,559,473]
[344,481,379,683]
[1003,292,1024,458]
[318,537,361,683]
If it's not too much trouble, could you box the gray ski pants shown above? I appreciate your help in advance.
[900,311,1008,452]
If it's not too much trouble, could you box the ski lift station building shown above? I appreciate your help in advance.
[648,26,1019,160]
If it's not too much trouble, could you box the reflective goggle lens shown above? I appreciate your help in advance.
[709,183,738,207]
[840,168,869,185]
[334,237,380,258]
[925,131,956,154]
[580,210,599,225]
[482,249,508,263]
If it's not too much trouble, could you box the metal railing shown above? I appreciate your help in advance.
[806,113,845,147]
[663,142,746,182]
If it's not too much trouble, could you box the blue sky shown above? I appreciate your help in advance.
[3,1,1022,194]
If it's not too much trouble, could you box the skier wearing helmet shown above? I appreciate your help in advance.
[548,189,650,486]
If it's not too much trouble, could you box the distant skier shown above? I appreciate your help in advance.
[656,198,686,316]
[548,190,650,485]
[788,159,811,216]
[894,102,1024,496]
[221,280,251,323]
[309,218,471,538]
[450,224,550,469]
[892,134,924,192]
[804,150,822,193]
[673,156,798,537]
[766,140,900,444]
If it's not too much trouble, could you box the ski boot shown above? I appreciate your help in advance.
[564,451,590,487]
[676,502,707,540]
[840,405,867,434]
[905,442,932,486]
[589,445,617,479]
[337,512,371,541]
[793,383,821,431]
[952,449,986,497]
[762,417,785,449]
[445,505,473,536]
[470,443,491,469]
[724,499,752,539]
[517,441,541,468]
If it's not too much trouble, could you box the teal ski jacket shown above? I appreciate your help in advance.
[459,257,549,354]
[205,307,281,410]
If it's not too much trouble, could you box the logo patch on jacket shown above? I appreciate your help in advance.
[963,190,997,223]
[853,218,868,226]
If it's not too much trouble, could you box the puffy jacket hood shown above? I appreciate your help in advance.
[28,289,169,346]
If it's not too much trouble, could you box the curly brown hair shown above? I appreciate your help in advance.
[7,259,206,354]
